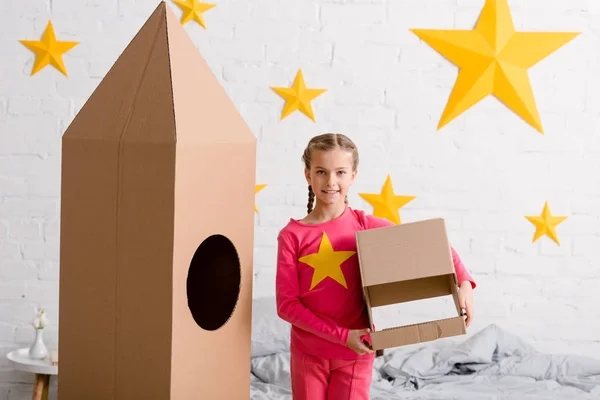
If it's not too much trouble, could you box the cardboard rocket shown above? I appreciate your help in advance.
[58,2,256,399]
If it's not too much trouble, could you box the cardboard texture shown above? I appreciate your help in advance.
[58,2,256,399]
[356,218,466,350]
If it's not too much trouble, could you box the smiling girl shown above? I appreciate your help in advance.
[275,133,476,400]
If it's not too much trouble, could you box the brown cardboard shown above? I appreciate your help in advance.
[58,2,256,399]
[356,218,466,350]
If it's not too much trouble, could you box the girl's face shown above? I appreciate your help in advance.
[305,148,357,207]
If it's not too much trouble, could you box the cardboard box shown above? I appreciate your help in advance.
[355,218,466,350]
[58,2,256,399]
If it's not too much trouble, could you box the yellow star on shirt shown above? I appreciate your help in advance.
[254,184,267,213]
[271,69,327,122]
[173,0,216,29]
[411,0,579,133]
[525,201,567,245]
[358,174,416,225]
[299,232,356,290]
[19,21,79,77]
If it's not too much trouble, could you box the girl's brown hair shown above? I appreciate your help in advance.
[301,133,359,214]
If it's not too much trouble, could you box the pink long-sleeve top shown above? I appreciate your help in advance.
[275,207,476,360]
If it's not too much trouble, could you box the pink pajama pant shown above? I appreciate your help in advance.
[290,346,374,400]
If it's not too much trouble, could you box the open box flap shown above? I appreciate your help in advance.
[370,316,466,350]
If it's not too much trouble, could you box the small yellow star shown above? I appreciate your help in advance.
[299,232,356,290]
[358,175,415,225]
[254,184,267,213]
[525,201,567,245]
[271,69,327,122]
[411,0,579,133]
[19,21,78,76]
[173,0,216,29]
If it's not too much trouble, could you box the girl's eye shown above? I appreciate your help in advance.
[337,171,346,175]
[317,170,325,174]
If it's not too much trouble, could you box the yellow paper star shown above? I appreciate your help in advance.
[411,0,579,133]
[271,69,327,122]
[173,0,216,29]
[254,184,267,213]
[19,21,78,77]
[525,201,567,245]
[299,232,356,290]
[358,174,415,225]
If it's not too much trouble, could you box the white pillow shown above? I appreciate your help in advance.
[251,296,291,358]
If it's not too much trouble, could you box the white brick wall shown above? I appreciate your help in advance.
[1,0,599,397]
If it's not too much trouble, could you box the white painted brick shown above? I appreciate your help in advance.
[333,86,383,106]
[0,198,58,219]
[251,0,318,26]
[0,221,7,239]
[0,0,48,20]
[7,99,39,117]
[42,220,59,241]
[0,301,36,324]
[265,41,299,65]
[252,266,276,299]
[40,97,71,118]
[211,38,264,63]
[37,262,59,282]
[320,3,386,25]
[0,156,51,176]
[0,178,27,197]
[389,2,455,28]
[460,254,495,275]
[27,175,61,198]
[0,282,25,302]
[22,243,57,262]
[0,243,20,261]
[13,326,34,346]
[0,118,60,155]
[52,0,118,36]
[0,261,38,281]
[7,221,40,241]
[300,38,333,67]
[24,282,59,306]
[234,21,300,45]
[223,64,292,86]
[253,245,277,268]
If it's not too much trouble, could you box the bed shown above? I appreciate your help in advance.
[250,297,600,399]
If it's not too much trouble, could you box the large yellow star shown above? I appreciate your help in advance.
[299,232,356,290]
[271,69,327,122]
[173,0,216,29]
[411,0,579,133]
[525,201,567,245]
[19,21,78,77]
[358,174,415,225]
[254,184,267,213]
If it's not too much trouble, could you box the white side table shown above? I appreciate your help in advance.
[6,348,58,400]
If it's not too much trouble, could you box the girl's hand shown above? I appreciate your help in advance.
[346,328,375,356]
[458,281,474,327]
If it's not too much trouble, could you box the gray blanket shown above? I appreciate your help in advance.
[250,324,600,399]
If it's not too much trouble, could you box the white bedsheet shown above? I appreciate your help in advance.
[250,297,600,399]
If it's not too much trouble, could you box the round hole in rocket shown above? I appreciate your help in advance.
[187,234,241,331]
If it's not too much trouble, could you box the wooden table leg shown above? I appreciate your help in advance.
[32,374,49,400]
